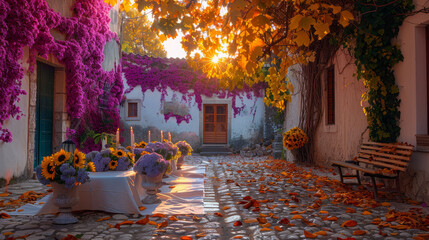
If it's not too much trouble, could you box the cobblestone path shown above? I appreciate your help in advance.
[1,156,428,240]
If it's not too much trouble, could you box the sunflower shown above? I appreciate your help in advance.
[73,149,86,168]
[53,149,71,166]
[113,149,126,158]
[87,162,96,172]
[41,156,56,180]
[109,160,118,170]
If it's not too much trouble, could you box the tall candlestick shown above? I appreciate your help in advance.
[160,130,163,142]
[148,131,151,143]
[116,128,120,148]
[168,132,171,142]
[102,136,107,149]
[130,127,135,153]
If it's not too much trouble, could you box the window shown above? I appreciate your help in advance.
[128,102,137,118]
[326,66,335,125]
[125,99,141,121]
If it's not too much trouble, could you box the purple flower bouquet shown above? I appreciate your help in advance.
[133,153,169,177]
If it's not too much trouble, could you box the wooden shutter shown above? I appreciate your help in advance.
[327,66,335,125]
[128,102,137,118]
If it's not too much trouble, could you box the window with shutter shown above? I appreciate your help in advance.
[326,66,335,125]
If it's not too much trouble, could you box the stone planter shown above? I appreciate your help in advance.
[51,183,79,224]
[170,158,177,173]
[177,155,185,170]
[140,174,163,204]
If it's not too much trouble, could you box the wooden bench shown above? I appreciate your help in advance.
[331,142,414,199]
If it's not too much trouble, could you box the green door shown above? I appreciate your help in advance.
[34,62,54,168]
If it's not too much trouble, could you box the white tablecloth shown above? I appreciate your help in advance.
[9,164,205,215]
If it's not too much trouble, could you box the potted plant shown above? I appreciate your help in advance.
[133,153,169,204]
[35,149,93,224]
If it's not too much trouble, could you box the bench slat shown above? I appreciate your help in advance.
[362,142,414,150]
[358,153,409,167]
[360,145,413,156]
[357,158,407,172]
[331,161,378,174]
[359,149,411,161]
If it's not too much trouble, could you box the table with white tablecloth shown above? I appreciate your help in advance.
[9,164,205,216]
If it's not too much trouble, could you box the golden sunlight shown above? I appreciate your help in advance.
[211,55,220,64]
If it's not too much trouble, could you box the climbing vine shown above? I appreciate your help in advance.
[0,0,122,149]
[122,53,266,123]
[347,0,414,143]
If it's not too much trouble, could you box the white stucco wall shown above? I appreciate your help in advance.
[120,81,265,150]
[0,49,30,179]
[283,65,303,162]
[394,0,429,201]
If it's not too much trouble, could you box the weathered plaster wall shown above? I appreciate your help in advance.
[121,83,265,150]
[0,49,31,180]
[313,50,368,166]
[394,0,429,202]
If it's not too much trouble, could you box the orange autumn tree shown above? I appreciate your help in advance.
[112,0,354,110]
[122,9,167,57]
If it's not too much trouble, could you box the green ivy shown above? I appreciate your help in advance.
[347,0,414,142]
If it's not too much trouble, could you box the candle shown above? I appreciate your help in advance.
[160,130,163,142]
[116,128,120,148]
[102,136,107,149]
[168,132,171,142]
[130,127,135,153]
[148,130,151,143]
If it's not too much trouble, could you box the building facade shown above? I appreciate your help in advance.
[0,0,121,183]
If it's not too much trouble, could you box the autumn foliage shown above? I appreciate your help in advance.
[106,0,354,110]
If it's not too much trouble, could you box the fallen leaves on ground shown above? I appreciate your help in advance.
[0,190,49,211]
[136,215,149,225]
[341,220,358,227]
[304,230,317,238]
[157,220,168,228]
[353,230,367,235]
[214,212,223,217]
[61,235,79,240]
[139,206,146,211]
[96,216,111,222]
[180,236,193,240]
[233,221,242,226]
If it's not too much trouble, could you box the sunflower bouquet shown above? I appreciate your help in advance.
[35,149,93,189]
[175,141,193,156]
[86,148,135,172]
[282,127,309,150]
[135,140,147,149]
[133,153,170,177]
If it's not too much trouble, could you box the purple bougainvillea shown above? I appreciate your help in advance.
[122,53,266,122]
[0,0,122,145]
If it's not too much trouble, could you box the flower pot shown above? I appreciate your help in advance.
[170,158,177,174]
[51,183,79,224]
[140,174,163,204]
[177,155,185,170]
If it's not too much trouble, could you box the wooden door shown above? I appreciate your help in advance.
[34,61,54,168]
[203,104,228,144]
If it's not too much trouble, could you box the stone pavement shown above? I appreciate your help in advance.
[1,155,429,240]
